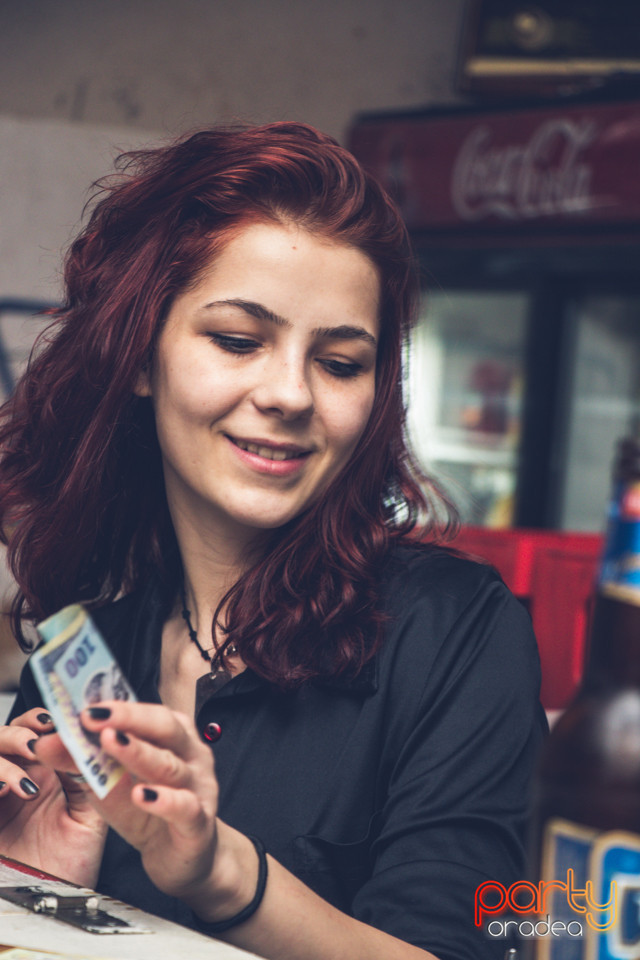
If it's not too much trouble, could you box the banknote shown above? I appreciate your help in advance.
[31,604,136,798]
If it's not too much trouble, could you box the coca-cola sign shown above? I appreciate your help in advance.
[451,119,599,221]
[348,99,640,233]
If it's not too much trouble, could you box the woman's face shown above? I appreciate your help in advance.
[137,221,380,543]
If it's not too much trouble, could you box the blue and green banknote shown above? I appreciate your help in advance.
[31,605,136,798]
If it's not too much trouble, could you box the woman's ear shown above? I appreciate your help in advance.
[133,368,152,397]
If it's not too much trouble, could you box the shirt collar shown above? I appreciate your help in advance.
[130,573,379,707]
[196,654,378,704]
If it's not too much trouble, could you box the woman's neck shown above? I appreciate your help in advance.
[168,493,269,637]
[159,504,266,714]
[180,547,244,639]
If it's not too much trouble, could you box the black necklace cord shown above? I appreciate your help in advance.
[180,587,238,670]
[180,588,212,662]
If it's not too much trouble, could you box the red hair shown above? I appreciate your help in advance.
[0,122,453,686]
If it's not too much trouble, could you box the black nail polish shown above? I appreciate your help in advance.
[115,730,130,746]
[88,706,111,720]
[0,781,6,790]
[20,777,39,796]
[142,787,158,802]
[27,738,38,754]
[37,713,52,725]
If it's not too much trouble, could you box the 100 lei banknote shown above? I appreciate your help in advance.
[31,604,136,798]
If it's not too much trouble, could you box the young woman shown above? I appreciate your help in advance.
[0,123,545,960]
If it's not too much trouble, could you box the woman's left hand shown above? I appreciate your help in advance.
[36,699,438,959]
[75,702,222,904]
[35,700,262,923]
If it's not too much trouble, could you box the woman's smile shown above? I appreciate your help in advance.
[136,220,380,542]
[225,434,313,475]
[226,435,312,461]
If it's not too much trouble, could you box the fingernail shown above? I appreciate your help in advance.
[142,787,158,802]
[37,713,52,725]
[88,707,111,720]
[115,730,130,746]
[20,777,39,796]
[27,738,38,754]
[0,781,6,790]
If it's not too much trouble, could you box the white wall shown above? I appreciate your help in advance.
[0,117,163,300]
[0,0,466,301]
[0,0,465,141]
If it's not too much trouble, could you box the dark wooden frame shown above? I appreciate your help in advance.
[456,0,640,99]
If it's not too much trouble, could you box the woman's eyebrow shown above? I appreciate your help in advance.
[203,298,288,326]
[203,298,377,347]
[313,324,377,347]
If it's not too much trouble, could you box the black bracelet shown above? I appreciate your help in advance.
[191,835,268,935]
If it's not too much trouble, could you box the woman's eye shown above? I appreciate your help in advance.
[208,333,260,354]
[319,358,363,379]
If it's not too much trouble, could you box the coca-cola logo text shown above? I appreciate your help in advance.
[451,119,599,221]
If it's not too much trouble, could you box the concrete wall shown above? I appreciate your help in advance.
[0,116,161,300]
[0,0,466,301]
[0,0,464,140]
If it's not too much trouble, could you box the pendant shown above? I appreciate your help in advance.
[195,666,233,715]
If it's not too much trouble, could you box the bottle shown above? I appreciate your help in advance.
[531,435,640,960]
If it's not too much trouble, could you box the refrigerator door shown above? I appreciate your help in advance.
[406,289,528,527]
[558,293,640,532]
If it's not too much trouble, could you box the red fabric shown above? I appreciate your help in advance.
[451,526,603,709]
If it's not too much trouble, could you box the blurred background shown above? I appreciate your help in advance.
[1,0,639,713]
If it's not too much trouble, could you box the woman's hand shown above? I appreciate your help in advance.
[32,701,435,960]
[33,701,437,960]
[0,708,107,886]
[74,701,255,919]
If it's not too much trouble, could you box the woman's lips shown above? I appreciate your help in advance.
[226,435,311,476]
[232,438,307,461]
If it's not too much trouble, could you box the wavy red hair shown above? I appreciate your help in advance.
[0,122,454,686]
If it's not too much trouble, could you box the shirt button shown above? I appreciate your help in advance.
[203,722,222,742]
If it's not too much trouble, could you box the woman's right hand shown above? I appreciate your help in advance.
[0,708,107,886]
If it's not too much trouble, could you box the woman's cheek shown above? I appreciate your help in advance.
[329,389,375,457]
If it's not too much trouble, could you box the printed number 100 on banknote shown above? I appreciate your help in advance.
[31,604,136,798]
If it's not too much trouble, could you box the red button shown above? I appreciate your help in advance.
[203,722,222,742]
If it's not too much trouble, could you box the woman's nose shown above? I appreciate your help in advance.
[251,356,314,420]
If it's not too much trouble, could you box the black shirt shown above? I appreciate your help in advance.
[13,544,547,960]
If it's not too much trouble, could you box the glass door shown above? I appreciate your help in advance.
[556,293,640,532]
[406,289,529,527]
